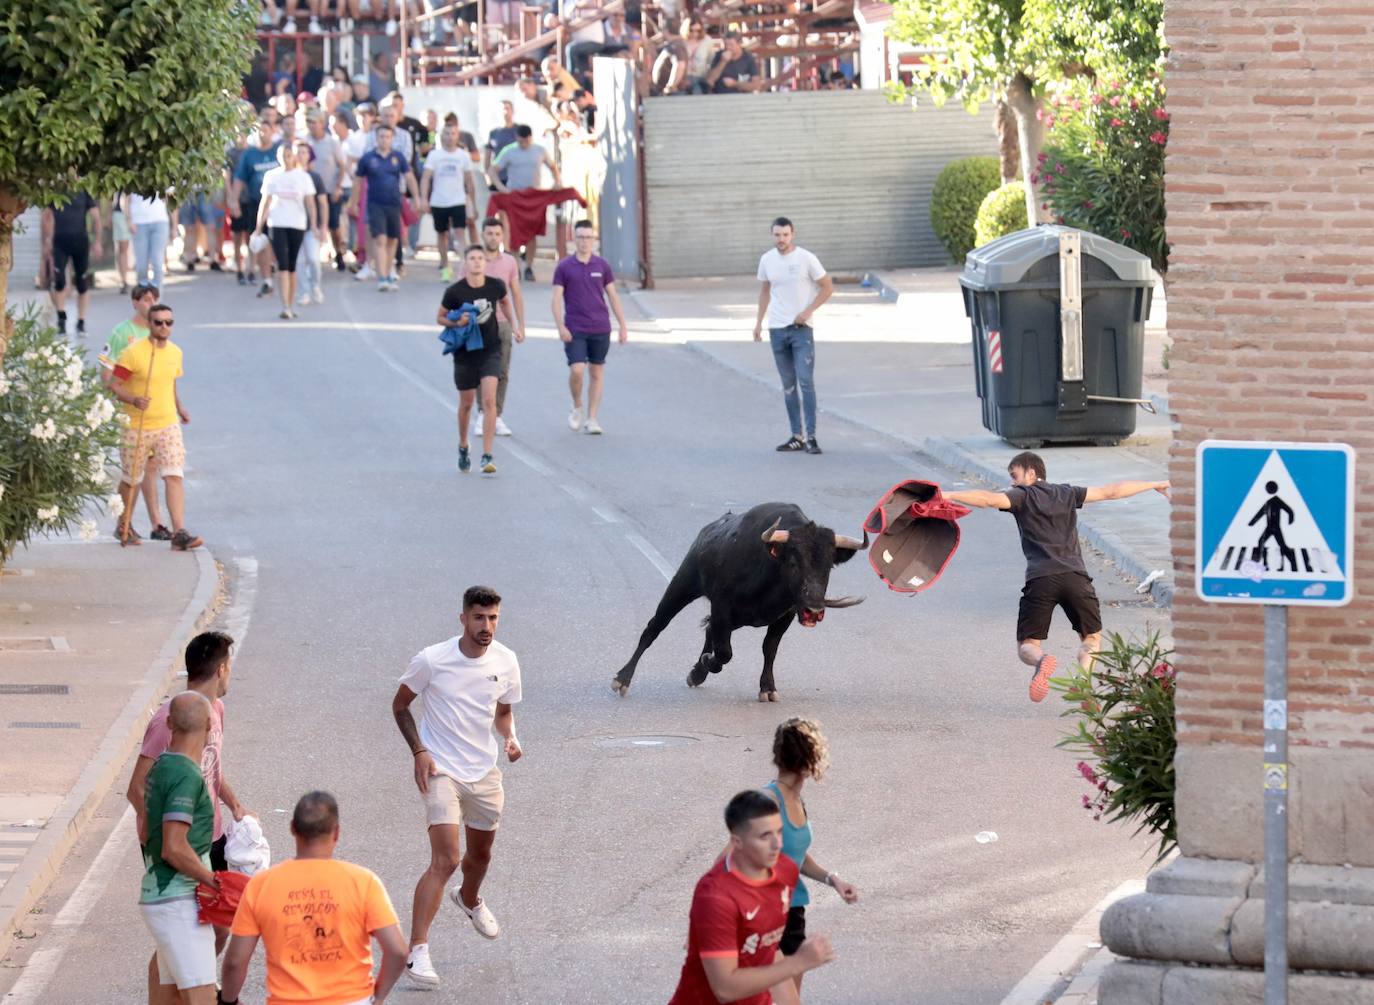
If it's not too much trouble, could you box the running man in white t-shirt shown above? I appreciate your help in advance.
[391,585,523,990]
[753,217,834,455]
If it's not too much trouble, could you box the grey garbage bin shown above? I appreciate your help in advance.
[959,225,1154,448]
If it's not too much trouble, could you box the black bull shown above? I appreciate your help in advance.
[611,503,867,702]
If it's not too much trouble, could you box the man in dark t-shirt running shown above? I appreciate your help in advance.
[946,451,1170,702]
[437,246,508,477]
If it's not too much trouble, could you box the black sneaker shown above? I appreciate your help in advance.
[170,529,203,551]
[522,266,535,282]
[208,260,223,272]
[119,282,129,295]
[775,436,806,452]
[150,524,172,541]
[257,282,272,298]
[76,319,86,335]
[56,311,67,334]
[458,445,471,473]
[237,271,247,286]
[805,438,823,455]
[247,271,257,284]
[335,253,346,272]
[186,260,196,272]
[481,453,496,475]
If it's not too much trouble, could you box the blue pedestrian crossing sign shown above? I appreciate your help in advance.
[1196,440,1356,606]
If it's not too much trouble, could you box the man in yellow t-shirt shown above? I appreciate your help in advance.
[220,792,408,1005]
[112,303,203,551]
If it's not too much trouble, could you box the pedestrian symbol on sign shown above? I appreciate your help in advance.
[1248,481,1296,572]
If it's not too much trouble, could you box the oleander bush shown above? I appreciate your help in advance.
[930,156,1002,264]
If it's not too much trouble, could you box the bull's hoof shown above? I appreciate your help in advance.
[687,667,708,688]
[758,690,779,702]
[611,679,630,697]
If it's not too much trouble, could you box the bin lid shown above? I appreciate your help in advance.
[960,224,1153,289]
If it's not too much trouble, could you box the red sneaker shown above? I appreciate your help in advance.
[1029,654,1057,703]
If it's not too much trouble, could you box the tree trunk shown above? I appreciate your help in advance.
[1005,72,1048,225]
[0,185,25,366]
[994,99,1020,185]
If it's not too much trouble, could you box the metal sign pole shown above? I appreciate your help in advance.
[1263,603,1289,1005]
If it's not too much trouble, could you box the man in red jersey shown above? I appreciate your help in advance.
[669,790,837,1005]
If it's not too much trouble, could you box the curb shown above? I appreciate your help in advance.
[0,547,222,949]
[679,339,1173,608]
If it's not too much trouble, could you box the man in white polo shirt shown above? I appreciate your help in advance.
[390,585,523,990]
[753,216,834,455]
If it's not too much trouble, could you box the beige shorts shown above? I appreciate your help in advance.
[424,768,504,831]
[121,424,185,483]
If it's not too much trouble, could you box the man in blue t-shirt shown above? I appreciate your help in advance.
[350,125,423,293]
[551,220,629,436]
[230,120,281,294]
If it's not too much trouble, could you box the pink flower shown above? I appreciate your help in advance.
[1036,107,1044,121]
[1121,228,1132,238]
[1090,93,1104,105]
[1077,761,1098,784]
[1082,794,1092,809]
[1130,99,1140,110]
[1153,107,1169,120]
[1110,117,1125,127]
[1040,202,1048,210]
[1070,99,1081,111]
[1056,162,1066,175]
[1082,200,1094,209]
[1037,151,1048,162]
[1045,115,1056,129]
[1109,96,1122,107]
[1149,130,1168,145]
[1030,172,1040,184]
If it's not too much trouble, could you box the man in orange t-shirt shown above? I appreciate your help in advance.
[220,792,407,1005]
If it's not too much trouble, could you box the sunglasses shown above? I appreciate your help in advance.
[151,319,174,327]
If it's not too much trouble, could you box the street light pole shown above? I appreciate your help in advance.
[1263,603,1289,1005]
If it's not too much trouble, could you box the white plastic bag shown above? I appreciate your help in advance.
[225,815,271,875]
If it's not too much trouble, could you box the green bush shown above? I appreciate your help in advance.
[974,181,1029,247]
[930,156,1002,263]
[0,309,122,567]
[1052,631,1177,863]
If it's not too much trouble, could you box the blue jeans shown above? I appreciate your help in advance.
[133,220,169,290]
[770,324,817,438]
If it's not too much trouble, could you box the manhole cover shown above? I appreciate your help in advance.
[595,735,700,749]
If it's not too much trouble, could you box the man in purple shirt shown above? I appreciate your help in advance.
[551,220,629,435]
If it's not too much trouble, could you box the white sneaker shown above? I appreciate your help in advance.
[355,264,375,281]
[584,417,603,435]
[378,279,390,293]
[385,18,398,35]
[297,292,312,307]
[449,889,500,939]
[282,17,298,32]
[312,287,325,304]
[388,274,400,289]
[495,416,512,436]
[308,16,323,33]
[404,943,440,988]
[568,405,584,431]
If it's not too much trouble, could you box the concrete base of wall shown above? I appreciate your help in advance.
[1101,960,1374,1005]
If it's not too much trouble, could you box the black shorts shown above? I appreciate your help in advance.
[327,195,344,231]
[210,834,227,873]
[1017,571,1103,641]
[50,233,91,293]
[453,348,502,391]
[564,331,611,366]
[367,202,402,239]
[270,226,305,272]
[233,199,260,234]
[779,906,806,956]
[431,204,467,233]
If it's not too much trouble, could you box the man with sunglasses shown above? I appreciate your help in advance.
[111,305,204,552]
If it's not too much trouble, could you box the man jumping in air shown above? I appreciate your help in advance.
[946,452,1170,703]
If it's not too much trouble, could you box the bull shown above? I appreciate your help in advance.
[612,503,867,702]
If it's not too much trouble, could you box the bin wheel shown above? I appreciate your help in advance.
[1007,440,1044,449]
[1091,438,1122,448]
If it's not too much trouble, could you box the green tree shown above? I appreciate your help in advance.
[887,0,1164,226]
[0,1,256,360]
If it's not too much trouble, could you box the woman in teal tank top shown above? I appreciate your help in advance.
[767,718,860,995]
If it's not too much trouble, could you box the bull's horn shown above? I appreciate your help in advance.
[762,519,790,544]
[834,530,869,550]
[823,596,865,608]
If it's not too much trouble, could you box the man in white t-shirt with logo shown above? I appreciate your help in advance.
[753,216,834,455]
[391,585,523,990]
[422,121,478,283]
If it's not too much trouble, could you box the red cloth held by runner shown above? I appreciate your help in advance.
[196,870,251,928]
[863,480,971,593]
[487,187,587,255]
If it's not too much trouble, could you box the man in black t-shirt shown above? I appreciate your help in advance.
[437,245,509,477]
[946,451,1170,703]
[42,191,102,335]
[706,32,760,94]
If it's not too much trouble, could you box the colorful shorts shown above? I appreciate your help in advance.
[121,424,185,483]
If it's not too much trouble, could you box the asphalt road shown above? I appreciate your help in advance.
[0,256,1166,1004]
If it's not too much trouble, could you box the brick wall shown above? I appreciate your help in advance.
[1165,2,1374,861]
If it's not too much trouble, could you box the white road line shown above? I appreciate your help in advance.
[224,556,259,649]
[591,506,620,524]
[559,482,591,502]
[624,532,674,582]
[997,877,1144,1005]
[3,808,134,1004]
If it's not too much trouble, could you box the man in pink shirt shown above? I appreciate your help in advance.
[127,631,251,965]
[472,216,526,438]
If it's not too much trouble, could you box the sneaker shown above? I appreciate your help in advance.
[584,417,603,435]
[186,260,196,273]
[480,453,497,475]
[170,529,203,551]
[56,311,67,335]
[308,16,323,33]
[282,16,297,32]
[775,436,806,452]
[297,292,312,307]
[404,943,440,989]
[115,525,143,545]
[119,282,129,295]
[209,260,223,272]
[257,282,272,298]
[76,319,86,335]
[568,405,584,431]
[440,265,453,282]
[312,287,325,304]
[237,271,246,286]
[150,524,172,541]
[805,438,823,455]
[388,273,400,289]
[335,253,346,272]
[495,416,512,436]
[247,271,258,284]
[280,309,292,319]
[449,889,500,939]
[385,17,398,35]
[355,264,375,281]
[458,445,471,473]
[523,266,535,282]
[378,279,390,293]
[1029,654,1058,704]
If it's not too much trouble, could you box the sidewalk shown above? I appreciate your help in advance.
[0,536,219,952]
[626,268,1175,606]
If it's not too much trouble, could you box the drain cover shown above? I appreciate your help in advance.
[0,684,69,695]
[8,722,81,729]
[596,735,699,749]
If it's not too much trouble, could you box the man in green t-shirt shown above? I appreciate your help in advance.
[103,283,168,541]
[138,692,219,1004]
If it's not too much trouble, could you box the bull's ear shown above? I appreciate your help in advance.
[768,544,782,559]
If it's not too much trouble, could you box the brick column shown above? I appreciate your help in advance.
[1098,4,1374,1002]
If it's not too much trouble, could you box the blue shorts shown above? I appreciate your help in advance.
[564,332,611,366]
[177,194,221,226]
